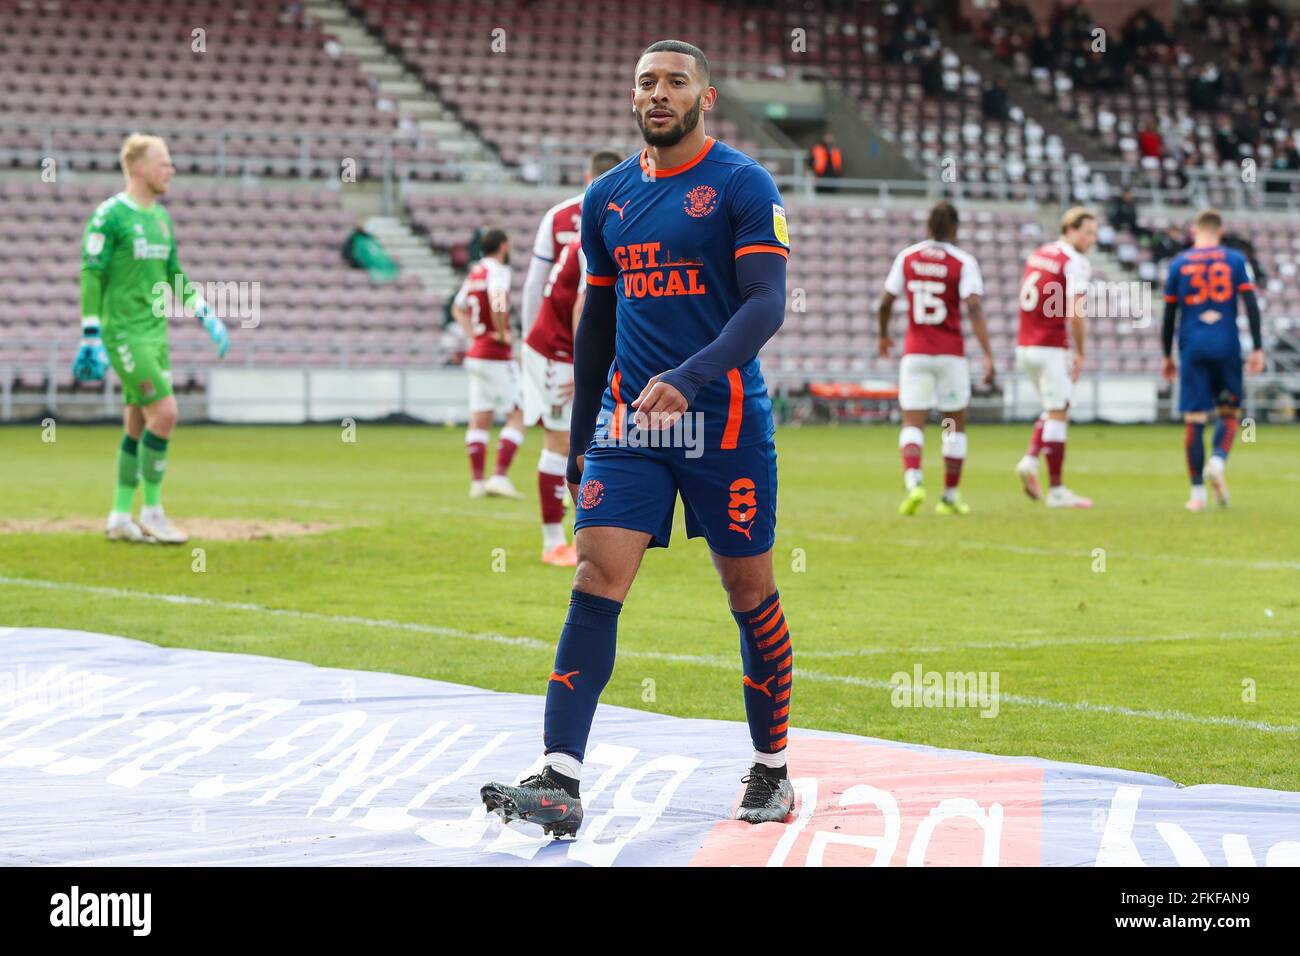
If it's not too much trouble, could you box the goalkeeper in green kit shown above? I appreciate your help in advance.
[73,134,229,543]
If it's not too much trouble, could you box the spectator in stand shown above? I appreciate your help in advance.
[1214,115,1241,163]
[342,221,400,283]
[1266,137,1300,194]
[981,79,1011,121]
[1268,17,1297,68]
[1125,9,1170,51]
[809,132,844,193]
[919,46,945,97]
[1188,63,1222,112]
[1109,189,1140,235]
[1030,23,1055,69]
[1220,64,1245,101]
[1233,106,1261,152]
[1138,121,1164,159]
[1159,113,1188,161]
[1151,223,1189,263]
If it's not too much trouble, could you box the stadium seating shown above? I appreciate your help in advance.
[344,0,769,178]
[0,0,453,177]
[0,180,441,388]
[968,2,1300,200]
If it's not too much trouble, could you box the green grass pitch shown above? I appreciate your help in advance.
[1,421,1296,790]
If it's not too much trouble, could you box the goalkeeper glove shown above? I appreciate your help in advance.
[196,302,229,359]
[72,321,109,382]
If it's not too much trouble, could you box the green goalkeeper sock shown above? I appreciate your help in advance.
[113,433,139,513]
[139,430,169,508]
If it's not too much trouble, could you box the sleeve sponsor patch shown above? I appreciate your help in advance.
[85,232,105,256]
[772,204,789,246]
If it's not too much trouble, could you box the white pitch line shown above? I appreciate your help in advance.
[786,669,1300,735]
[893,537,1300,572]
[64,499,1300,570]
[1,574,1296,734]
[796,630,1288,659]
[0,575,548,651]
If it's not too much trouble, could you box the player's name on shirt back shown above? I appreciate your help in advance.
[884,240,983,357]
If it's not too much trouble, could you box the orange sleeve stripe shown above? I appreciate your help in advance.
[735,244,789,260]
[586,273,616,286]
[1238,282,1255,291]
[1163,295,1178,302]
[721,368,744,449]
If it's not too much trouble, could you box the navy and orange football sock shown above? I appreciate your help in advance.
[1212,414,1237,462]
[1185,421,1206,485]
[542,589,621,779]
[734,592,792,771]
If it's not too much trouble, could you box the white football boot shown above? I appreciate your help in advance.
[484,474,525,499]
[105,511,146,542]
[1015,455,1042,500]
[138,507,189,544]
[1045,486,1093,509]
[1204,456,1230,507]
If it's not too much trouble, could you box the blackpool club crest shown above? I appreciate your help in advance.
[683,185,718,218]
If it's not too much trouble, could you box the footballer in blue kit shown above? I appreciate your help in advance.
[481,40,797,836]
[1161,209,1266,511]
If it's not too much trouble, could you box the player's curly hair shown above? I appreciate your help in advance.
[927,201,959,242]
[640,40,711,86]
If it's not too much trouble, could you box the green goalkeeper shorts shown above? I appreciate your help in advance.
[107,334,173,406]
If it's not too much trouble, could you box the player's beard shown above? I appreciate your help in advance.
[636,96,702,148]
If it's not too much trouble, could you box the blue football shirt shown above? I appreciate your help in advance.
[579,136,790,450]
[1164,245,1255,358]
